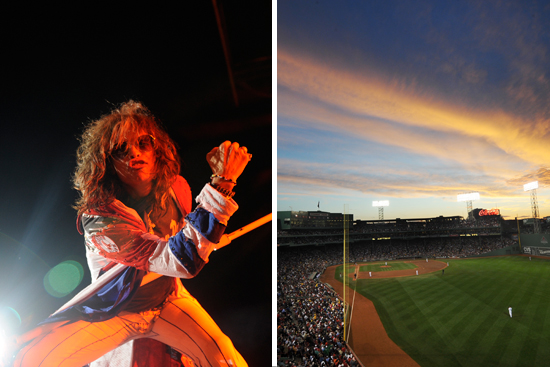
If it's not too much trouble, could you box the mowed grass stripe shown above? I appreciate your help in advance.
[397,277,457,322]
[453,303,501,360]
[436,275,486,330]
[533,334,550,366]
[387,279,440,337]
[342,256,550,367]
[398,276,497,366]
[362,278,463,366]
[481,321,518,367]
[456,309,506,365]
[453,258,547,366]
[519,267,550,366]
[518,336,541,367]
[436,290,488,342]
[497,320,544,367]
[488,308,548,367]
[398,278,466,366]
[367,276,474,365]
[466,258,550,366]
[459,263,544,365]
[358,276,450,319]
[431,260,524,366]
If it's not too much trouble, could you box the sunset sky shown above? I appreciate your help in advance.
[277,0,550,221]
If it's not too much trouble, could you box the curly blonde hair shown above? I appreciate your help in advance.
[73,100,180,216]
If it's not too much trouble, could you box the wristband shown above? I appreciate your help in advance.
[211,174,237,185]
[210,183,235,199]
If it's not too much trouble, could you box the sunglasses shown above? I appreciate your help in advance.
[112,134,156,160]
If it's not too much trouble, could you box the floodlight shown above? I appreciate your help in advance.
[457,192,480,202]
[372,201,389,207]
[524,181,538,191]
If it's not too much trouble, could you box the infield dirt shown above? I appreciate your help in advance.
[321,260,448,367]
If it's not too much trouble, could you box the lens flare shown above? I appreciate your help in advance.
[0,308,21,333]
[43,260,84,298]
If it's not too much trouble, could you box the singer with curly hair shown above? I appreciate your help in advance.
[9,100,251,367]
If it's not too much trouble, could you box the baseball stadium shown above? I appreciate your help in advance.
[276,209,550,367]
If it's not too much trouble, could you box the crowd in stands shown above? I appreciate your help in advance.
[277,246,360,367]
[277,234,518,366]
[278,218,503,241]
[352,219,501,233]
[278,235,343,246]
[278,235,515,259]
[350,236,516,260]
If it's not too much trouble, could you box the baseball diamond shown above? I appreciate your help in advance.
[323,255,550,367]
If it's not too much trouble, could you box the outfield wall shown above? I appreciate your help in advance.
[520,233,550,256]
[470,244,520,257]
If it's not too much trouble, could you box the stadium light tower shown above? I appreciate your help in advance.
[524,181,540,233]
[373,200,389,220]
[457,192,480,221]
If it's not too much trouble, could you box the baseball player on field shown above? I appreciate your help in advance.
[6,101,250,367]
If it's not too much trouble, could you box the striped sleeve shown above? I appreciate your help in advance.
[147,184,238,277]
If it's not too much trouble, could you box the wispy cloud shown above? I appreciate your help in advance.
[278,49,550,208]
[278,153,527,200]
[278,50,550,168]
[507,168,550,187]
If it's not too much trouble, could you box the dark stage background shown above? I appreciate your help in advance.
[0,2,271,366]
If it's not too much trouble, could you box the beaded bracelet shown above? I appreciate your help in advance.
[210,174,237,185]
[210,183,235,199]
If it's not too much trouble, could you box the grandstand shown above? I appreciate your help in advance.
[277,210,354,229]
[277,211,526,256]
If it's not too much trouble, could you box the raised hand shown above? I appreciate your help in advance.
[206,141,252,183]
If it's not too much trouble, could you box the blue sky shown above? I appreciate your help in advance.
[277,0,550,221]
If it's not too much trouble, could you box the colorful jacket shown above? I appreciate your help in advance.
[47,177,238,323]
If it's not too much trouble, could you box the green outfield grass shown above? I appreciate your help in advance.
[336,256,550,367]
[359,262,417,272]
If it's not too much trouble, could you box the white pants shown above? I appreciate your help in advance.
[14,286,246,367]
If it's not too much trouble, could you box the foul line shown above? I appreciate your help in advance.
[347,265,358,342]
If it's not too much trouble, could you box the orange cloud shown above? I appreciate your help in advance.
[278,86,527,184]
[278,49,550,168]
